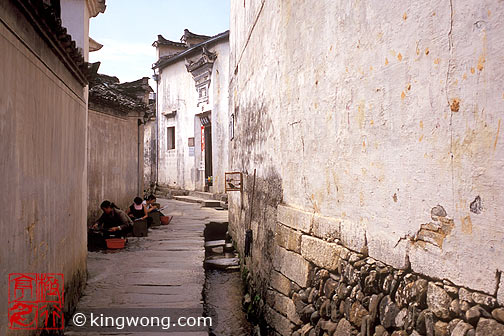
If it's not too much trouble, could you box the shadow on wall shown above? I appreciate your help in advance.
[239,170,283,284]
[233,98,273,171]
[228,167,285,334]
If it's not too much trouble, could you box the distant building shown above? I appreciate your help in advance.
[60,0,106,62]
[150,29,230,193]
[87,63,153,224]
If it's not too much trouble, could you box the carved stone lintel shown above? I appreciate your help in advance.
[186,47,217,106]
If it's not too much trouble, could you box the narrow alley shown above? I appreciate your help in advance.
[66,198,245,335]
[2,0,504,336]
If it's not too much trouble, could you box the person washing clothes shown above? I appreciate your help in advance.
[91,200,132,238]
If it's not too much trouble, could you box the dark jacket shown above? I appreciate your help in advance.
[129,204,146,219]
[96,208,132,231]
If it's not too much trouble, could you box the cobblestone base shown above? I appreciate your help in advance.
[264,248,504,336]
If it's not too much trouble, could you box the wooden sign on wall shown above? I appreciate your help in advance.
[225,172,243,192]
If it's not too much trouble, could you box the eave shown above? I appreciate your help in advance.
[153,30,229,71]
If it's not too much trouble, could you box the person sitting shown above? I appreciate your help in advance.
[126,197,149,221]
[144,194,173,225]
[144,194,161,214]
[91,201,132,239]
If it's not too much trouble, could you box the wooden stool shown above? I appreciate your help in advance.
[132,219,148,237]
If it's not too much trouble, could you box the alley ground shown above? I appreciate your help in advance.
[66,199,228,336]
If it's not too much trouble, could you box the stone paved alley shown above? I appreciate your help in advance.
[66,199,228,336]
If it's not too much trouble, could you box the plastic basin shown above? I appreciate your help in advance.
[106,238,126,249]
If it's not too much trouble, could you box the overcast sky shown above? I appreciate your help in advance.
[89,0,230,86]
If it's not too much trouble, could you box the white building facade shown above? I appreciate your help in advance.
[152,30,230,193]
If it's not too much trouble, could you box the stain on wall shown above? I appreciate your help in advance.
[470,195,482,214]
[0,3,88,334]
[143,119,157,190]
[87,109,144,223]
[229,0,504,310]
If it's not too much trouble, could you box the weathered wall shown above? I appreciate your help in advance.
[229,0,504,335]
[209,41,230,194]
[157,57,199,190]
[87,109,144,224]
[143,118,157,191]
[157,39,230,193]
[0,2,88,334]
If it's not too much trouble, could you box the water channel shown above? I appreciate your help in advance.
[203,221,254,336]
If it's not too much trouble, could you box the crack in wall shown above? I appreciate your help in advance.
[446,0,456,214]
[404,252,411,271]
[394,233,411,249]
[496,269,502,297]
[233,0,266,76]
[299,135,315,210]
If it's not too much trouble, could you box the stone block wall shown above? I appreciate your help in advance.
[229,1,504,335]
[267,242,504,336]
[241,204,504,336]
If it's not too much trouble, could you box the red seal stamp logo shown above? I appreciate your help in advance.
[8,273,64,330]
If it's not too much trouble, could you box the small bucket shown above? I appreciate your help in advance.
[160,215,173,225]
[106,238,126,249]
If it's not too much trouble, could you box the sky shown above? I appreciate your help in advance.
[89,0,230,86]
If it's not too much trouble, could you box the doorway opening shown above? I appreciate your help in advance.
[199,112,213,191]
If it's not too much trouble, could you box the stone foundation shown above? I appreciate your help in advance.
[252,241,504,336]
[290,256,503,336]
[64,267,88,321]
[236,203,504,336]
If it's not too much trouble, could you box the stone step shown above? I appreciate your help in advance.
[206,253,238,260]
[155,186,188,197]
[173,196,203,204]
[173,196,221,208]
[204,240,226,248]
[224,243,234,251]
[189,190,229,203]
[188,191,216,200]
[202,200,221,208]
[207,246,224,254]
[204,257,240,270]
